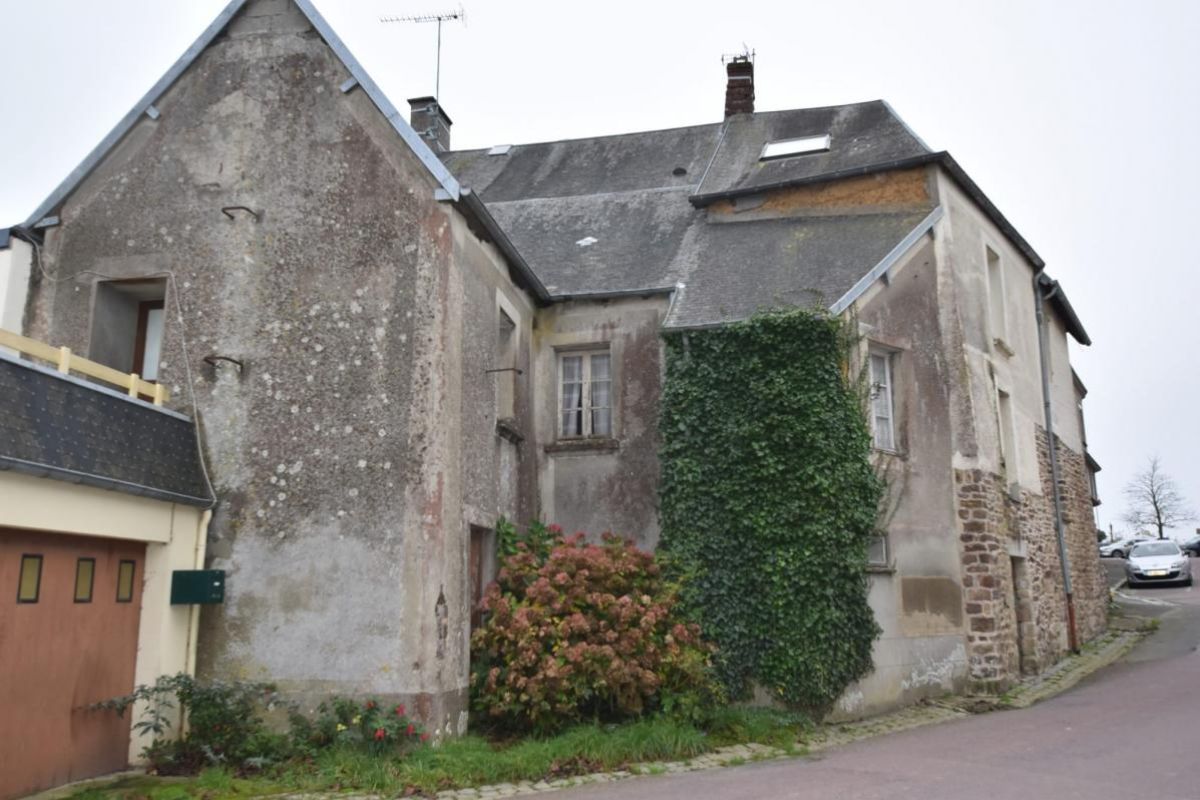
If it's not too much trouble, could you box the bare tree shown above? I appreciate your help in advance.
[1122,456,1196,539]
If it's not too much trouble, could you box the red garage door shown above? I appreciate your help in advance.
[0,529,145,800]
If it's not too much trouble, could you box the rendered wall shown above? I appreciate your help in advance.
[532,295,669,549]
[22,0,528,735]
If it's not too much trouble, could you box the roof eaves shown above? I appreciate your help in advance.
[828,205,944,316]
[1038,273,1092,346]
[0,454,212,507]
[451,188,549,303]
[22,0,459,228]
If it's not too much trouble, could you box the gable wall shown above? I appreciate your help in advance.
[22,0,530,736]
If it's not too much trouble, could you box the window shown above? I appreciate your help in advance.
[559,350,612,438]
[869,351,896,451]
[135,300,165,381]
[17,555,42,603]
[74,558,95,603]
[116,560,136,603]
[997,389,1016,472]
[868,535,889,567]
[760,134,831,160]
[495,310,517,420]
[986,246,1008,348]
[90,279,166,379]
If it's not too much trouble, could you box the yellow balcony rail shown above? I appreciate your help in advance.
[0,327,169,406]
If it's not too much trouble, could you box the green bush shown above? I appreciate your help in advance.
[470,529,721,733]
[659,309,884,713]
[96,674,286,774]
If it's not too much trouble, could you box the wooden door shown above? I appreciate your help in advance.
[0,529,145,800]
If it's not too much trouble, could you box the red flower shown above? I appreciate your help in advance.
[405,723,415,736]
[365,700,376,710]
[420,732,430,742]
[395,704,406,716]
[374,728,386,741]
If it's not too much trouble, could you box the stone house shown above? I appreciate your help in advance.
[1,0,1105,784]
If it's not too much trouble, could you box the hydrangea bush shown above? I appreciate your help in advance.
[470,529,720,733]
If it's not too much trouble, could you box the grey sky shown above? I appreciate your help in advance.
[2,0,1197,537]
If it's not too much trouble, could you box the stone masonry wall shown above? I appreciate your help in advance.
[955,429,1107,689]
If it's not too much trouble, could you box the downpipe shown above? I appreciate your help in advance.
[1034,269,1078,653]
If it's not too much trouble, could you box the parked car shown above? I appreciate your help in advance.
[1125,540,1193,587]
[1180,536,1200,557]
[1100,537,1152,559]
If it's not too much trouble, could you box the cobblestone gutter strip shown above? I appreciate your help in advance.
[944,628,1145,713]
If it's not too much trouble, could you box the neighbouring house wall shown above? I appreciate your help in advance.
[0,469,208,762]
[0,237,32,339]
[23,0,527,736]
[933,168,1106,688]
[533,295,669,549]
[832,235,968,719]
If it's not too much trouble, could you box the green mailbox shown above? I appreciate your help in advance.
[170,569,226,605]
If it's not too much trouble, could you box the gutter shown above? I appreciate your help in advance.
[1034,267,1078,653]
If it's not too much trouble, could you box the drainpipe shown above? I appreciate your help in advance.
[1033,269,1078,653]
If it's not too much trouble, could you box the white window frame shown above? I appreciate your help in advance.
[867,533,890,568]
[557,348,613,439]
[868,349,897,452]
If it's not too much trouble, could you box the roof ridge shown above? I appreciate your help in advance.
[446,100,891,156]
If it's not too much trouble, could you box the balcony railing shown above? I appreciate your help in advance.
[0,328,170,405]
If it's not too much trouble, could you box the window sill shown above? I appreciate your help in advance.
[866,562,895,575]
[544,437,619,455]
[872,447,907,460]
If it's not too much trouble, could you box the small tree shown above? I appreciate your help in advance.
[1122,456,1195,539]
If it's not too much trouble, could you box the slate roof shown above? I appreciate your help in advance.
[0,354,212,506]
[444,101,939,329]
[692,102,931,202]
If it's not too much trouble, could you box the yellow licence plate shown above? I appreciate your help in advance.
[1147,570,1168,577]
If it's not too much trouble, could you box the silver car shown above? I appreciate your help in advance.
[1125,541,1193,587]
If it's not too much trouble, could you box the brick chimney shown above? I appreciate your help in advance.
[724,56,755,117]
[407,96,452,153]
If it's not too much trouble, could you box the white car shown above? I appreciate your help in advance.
[1099,537,1152,559]
[1125,540,1193,587]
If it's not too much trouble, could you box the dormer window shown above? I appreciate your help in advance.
[760,134,831,161]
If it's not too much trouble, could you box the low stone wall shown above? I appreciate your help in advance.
[954,429,1107,690]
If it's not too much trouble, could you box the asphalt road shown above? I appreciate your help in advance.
[550,560,1200,800]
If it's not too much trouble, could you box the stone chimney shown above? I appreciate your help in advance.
[724,56,755,117]
[407,96,452,153]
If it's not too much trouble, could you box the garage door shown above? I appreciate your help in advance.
[0,529,145,800]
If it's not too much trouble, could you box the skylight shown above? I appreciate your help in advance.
[760,134,831,161]
[488,144,513,156]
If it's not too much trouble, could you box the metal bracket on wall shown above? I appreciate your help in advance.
[484,367,524,375]
[203,355,245,374]
[220,206,261,222]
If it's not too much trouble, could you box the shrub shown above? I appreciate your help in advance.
[289,697,428,756]
[96,674,285,774]
[470,529,721,733]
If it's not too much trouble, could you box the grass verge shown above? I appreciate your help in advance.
[63,710,810,800]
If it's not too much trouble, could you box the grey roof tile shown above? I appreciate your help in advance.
[0,355,211,505]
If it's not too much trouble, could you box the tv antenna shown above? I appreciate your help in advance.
[381,7,466,103]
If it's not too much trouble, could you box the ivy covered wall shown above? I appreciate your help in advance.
[659,310,883,712]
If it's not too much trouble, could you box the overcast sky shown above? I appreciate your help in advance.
[1,0,1197,538]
